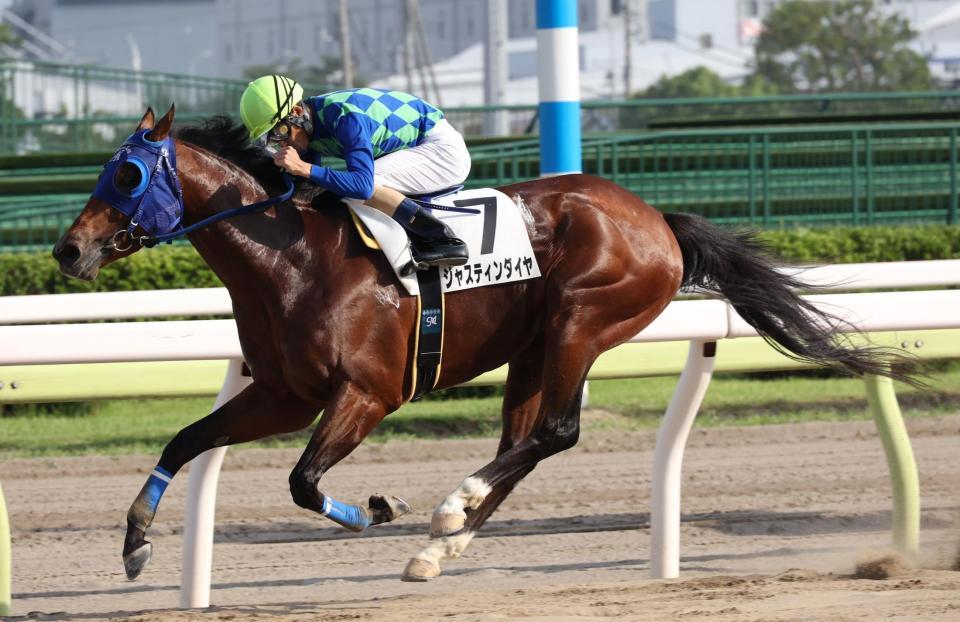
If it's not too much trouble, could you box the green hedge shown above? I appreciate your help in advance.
[0,246,222,295]
[756,225,960,263]
[2,225,958,296]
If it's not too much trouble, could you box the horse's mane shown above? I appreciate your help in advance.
[175,115,315,198]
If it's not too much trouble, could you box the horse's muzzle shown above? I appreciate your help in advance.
[53,235,102,281]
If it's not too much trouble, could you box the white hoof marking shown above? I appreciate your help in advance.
[432,476,491,535]
[412,530,476,577]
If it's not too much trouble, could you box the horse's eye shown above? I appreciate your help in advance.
[113,162,144,196]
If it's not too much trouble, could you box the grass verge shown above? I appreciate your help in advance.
[1,363,958,459]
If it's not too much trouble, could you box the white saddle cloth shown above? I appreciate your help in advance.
[347,188,542,296]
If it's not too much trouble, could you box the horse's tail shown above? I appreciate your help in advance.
[662,212,916,384]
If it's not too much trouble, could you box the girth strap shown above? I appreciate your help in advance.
[409,267,444,402]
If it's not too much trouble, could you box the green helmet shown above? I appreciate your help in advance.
[239,75,304,141]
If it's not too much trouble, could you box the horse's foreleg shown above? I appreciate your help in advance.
[287,381,408,532]
[123,383,318,580]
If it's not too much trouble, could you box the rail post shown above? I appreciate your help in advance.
[762,133,771,227]
[650,340,717,579]
[864,373,920,554]
[180,358,251,608]
[0,480,10,616]
[852,130,860,225]
[748,134,757,222]
[866,130,875,225]
[949,128,957,225]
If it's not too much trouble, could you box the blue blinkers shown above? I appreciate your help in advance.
[91,129,184,237]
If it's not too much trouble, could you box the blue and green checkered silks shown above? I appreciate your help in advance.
[305,88,445,158]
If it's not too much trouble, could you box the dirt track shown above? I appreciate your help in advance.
[3,414,959,621]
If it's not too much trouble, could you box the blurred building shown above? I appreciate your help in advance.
[9,0,220,75]
[6,0,960,96]
[217,0,615,82]
[8,0,618,81]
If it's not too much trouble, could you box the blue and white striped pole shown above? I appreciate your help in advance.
[536,0,582,176]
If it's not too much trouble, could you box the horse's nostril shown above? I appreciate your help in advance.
[54,242,81,266]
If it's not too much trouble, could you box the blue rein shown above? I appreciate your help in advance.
[138,175,295,247]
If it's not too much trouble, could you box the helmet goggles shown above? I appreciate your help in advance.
[256,111,313,156]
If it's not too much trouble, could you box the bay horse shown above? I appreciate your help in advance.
[53,105,908,582]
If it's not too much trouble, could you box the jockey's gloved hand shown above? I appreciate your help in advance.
[273,145,311,177]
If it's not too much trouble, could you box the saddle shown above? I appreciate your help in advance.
[345,186,543,401]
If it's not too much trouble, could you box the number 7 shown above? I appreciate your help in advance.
[454,196,498,254]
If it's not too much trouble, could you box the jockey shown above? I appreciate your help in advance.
[239,75,470,270]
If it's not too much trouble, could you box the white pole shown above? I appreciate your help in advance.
[650,340,716,579]
[179,358,250,608]
[0,480,10,616]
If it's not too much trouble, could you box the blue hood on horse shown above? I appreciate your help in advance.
[91,129,185,237]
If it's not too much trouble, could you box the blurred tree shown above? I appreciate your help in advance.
[753,0,933,93]
[620,67,779,129]
[0,23,19,47]
[641,67,741,99]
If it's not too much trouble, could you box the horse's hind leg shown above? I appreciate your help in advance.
[401,345,545,581]
[427,342,544,535]
[123,383,318,580]
[403,214,676,580]
[287,381,411,532]
[402,327,594,580]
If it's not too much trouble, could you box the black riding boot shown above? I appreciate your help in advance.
[397,200,469,272]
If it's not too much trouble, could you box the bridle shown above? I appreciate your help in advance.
[93,129,295,251]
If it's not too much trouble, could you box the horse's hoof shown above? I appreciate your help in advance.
[402,557,441,582]
[368,494,412,525]
[430,512,465,538]
[123,542,152,580]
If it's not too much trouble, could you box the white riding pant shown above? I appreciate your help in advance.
[371,119,471,195]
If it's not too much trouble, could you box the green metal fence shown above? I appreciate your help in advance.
[466,122,960,227]
[2,58,959,249]
[445,90,960,135]
[4,58,960,152]
[1,122,957,251]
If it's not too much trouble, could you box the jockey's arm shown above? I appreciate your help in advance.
[277,114,403,214]
[307,116,376,200]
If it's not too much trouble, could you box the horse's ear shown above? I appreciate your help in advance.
[136,107,155,132]
[148,103,176,142]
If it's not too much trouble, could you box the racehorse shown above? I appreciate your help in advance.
[53,105,911,582]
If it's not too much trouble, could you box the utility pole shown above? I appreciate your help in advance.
[623,0,632,98]
[338,0,354,88]
[625,0,648,98]
[413,8,443,107]
[404,0,416,93]
[484,0,508,136]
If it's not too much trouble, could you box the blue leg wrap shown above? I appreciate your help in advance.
[392,197,420,225]
[321,495,371,531]
[144,466,173,514]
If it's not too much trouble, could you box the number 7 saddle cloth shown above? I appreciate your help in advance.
[346,187,542,296]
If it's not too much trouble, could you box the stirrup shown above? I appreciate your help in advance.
[400,258,429,276]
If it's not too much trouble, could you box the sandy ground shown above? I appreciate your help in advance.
[2,413,959,621]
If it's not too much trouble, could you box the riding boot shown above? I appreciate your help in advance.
[394,198,469,272]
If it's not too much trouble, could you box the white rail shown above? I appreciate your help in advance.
[0,259,958,610]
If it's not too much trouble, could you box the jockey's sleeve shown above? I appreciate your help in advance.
[308,114,375,200]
